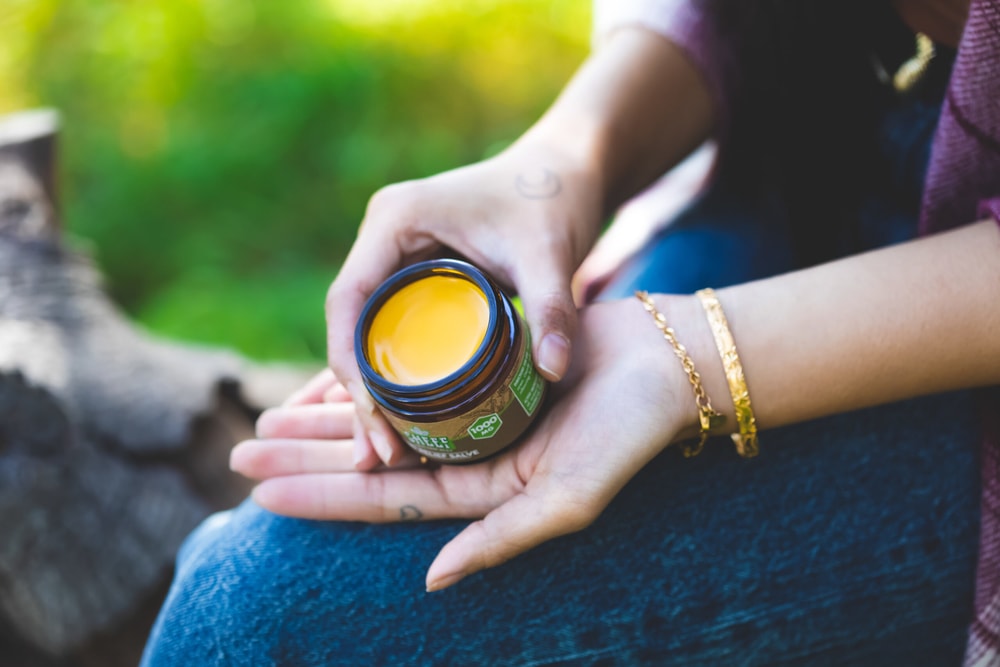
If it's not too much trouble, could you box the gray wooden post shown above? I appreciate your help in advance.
[0,108,319,667]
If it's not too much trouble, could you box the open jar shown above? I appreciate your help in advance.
[354,259,547,463]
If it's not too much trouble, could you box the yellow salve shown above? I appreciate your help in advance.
[367,275,490,385]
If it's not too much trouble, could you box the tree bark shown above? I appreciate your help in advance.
[0,108,320,667]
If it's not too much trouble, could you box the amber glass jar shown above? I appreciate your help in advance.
[355,259,546,463]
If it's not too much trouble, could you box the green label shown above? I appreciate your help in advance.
[403,425,454,451]
[467,413,503,440]
[510,345,544,416]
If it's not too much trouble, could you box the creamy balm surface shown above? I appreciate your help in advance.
[366,275,489,386]
[355,259,547,463]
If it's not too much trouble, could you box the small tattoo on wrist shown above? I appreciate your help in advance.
[400,505,424,521]
[515,167,562,199]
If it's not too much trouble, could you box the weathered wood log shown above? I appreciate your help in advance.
[0,108,60,239]
[0,108,320,667]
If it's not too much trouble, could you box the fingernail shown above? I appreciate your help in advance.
[537,333,570,381]
[426,571,467,593]
[229,443,247,472]
[369,430,393,465]
[250,483,275,507]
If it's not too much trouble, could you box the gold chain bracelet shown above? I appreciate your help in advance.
[695,288,759,458]
[635,291,726,457]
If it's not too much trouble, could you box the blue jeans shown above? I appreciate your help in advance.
[140,203,980,666]
[140,396,979,666]
[141,93,979,666]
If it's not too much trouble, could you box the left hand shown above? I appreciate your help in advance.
[232,297,697,591]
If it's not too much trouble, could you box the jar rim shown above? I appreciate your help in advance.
[355,258,502,394]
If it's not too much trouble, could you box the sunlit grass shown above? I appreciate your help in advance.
[3,0,590,362]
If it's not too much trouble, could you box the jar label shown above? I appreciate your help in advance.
[467,413,503,440]
[380,332,546,463]
[510,340,544,416]
[400,426,454,452]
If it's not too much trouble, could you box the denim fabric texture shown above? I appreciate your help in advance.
[140,74,980,667]
[140,393,979,666]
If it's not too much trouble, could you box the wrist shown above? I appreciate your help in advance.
[495,121,609,252]
[635,292,735,445]
[514,113,612,214]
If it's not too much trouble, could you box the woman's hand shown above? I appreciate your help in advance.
[323,27,714,470]
[326,139,606,468]
[232,296,699,592]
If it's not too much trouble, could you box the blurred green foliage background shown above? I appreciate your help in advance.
[1,0,590,362]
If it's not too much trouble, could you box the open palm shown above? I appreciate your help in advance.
[231,298,689,591]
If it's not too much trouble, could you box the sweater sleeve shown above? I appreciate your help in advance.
[591,0,735,135]
[979,197,1000,225]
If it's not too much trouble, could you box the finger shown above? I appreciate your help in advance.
[339,376,405,468]
[341,390,407,468]
[582,273,613,305]
[513,251,578,381]
[325,223,414,466]
[326,181,457,465]
[230,438,355,479]
[281,368,339,406]
[352,412,382,471]
[326,267,393,464]
[425,489,595,591]
[572,240,622,308]
[251,466,501,522]
[231,438,427,480]
[571,263,614,307]
[255,403,355,440]
[367,427,412,468]
[324,184,423,411]
[322,383,351,403]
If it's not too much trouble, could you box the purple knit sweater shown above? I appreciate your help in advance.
[595,1,1000,663]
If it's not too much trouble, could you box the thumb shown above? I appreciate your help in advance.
[514,258,578,382]
[425,491,594,592]
[325,273,407,467]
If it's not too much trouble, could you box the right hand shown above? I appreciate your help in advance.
[236,295,698,592]
[326,139,605,468]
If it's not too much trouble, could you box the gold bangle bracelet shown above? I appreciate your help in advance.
[635,290,726,457]
[695,288,759,458]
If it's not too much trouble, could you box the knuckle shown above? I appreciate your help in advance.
[477,520,516,569]
[538,290,576,333]
[324,279,350,316]
[366,182,418,221]
[360,181,429,252]
[324,280,340,311]
[360,474,391,522]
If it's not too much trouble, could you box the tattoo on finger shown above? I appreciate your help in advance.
[400,505,424,521]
